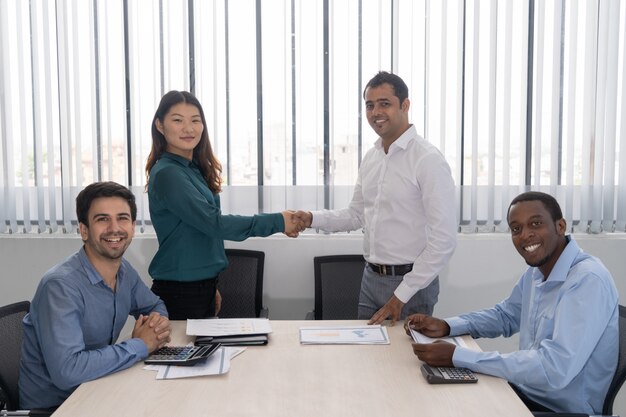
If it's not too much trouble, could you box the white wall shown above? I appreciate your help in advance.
[1,233,625,413]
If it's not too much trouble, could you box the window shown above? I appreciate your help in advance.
[1,0,625,234]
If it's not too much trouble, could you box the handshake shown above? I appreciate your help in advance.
[281,210,312,238]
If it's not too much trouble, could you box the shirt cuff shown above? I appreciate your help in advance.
[126,338,150,359]
[444,316,471,337]
[451,345,482,368]
[393,281,415,304]
[310,210,324,228]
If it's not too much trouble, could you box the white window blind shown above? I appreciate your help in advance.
[0,0,624,234]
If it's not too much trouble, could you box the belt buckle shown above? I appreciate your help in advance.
[381,265,387,275]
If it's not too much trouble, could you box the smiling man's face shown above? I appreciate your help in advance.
[364,83,410,145]
[508,200,566,278]
[79,196,135,262]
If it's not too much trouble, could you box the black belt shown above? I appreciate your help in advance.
[367,262,413,276]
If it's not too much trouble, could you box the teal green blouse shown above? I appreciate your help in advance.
[148,153,284,282]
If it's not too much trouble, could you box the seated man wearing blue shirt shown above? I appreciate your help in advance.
[405,191,619,415]
[19,182,171,410]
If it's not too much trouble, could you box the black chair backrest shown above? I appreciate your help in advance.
[602,304,626,415]
[314,254,365,320]
[0,301,30,411]
[217,249,265,318]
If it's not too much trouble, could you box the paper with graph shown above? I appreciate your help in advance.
[299,325,390,345]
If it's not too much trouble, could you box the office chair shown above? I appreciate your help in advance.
[306,254,365,320]
[217,249,268,318]
[0,301,30,412]
[0,300,56,417]
[533,304,626,417]
[602,304,626,416]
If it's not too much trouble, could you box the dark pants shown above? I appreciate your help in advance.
[151,278,217,320]
[509,383,556,413]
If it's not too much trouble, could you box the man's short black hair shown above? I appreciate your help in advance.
[507,191,564,223]
[76,182,137,226]
[363,71,409,105]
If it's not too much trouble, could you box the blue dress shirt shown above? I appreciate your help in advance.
[19,247,168,409]
[447,236,619,414]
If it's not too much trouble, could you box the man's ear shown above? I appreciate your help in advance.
[556,218,567,236]
[79,222,89,242]
[401,98,410,112]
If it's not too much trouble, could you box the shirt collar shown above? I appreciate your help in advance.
[536,235,580,283]
[77,246,125,286]
[374,124,416,152]
[161,152,196,168]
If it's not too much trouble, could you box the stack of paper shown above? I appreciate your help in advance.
[299,325,390,345]
[187,318,272,346]
[409,328,468,348]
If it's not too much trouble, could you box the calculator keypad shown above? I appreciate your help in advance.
[438,367,477,381]
[149,346,197,361]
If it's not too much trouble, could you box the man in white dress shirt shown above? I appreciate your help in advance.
[295,71,457,325]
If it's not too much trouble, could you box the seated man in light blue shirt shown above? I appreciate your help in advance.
[405,191,619,415]
[19,182,171,410]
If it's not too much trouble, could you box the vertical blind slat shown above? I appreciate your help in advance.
[469,0,479,230]
[59,1,74,233]
[533,0,545,188]
[601,0,620,232]
[499,0,513,232]
[591,0,609,233]
[30,1,46,233]
[563,0,577,231]
[617,1,626,232]
[549,0,563,193]
[487,0,496,230]
[0,0,14,233]
[16,1,31,233]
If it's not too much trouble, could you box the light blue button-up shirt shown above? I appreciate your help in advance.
[19,247,168,409]
[447,236,619,414]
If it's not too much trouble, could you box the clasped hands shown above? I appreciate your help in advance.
[404,313,456,367]
[132,311,171,352]
[281,210,312,238]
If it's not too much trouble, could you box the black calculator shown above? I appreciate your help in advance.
[145,343,221,366]
[420,364,478,384]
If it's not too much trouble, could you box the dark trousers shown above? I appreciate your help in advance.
[509,383,556,413]
[151,278,217,320]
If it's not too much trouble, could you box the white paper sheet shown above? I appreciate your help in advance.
[409,328,468,348]
[186,318,273,336]
[299,325,390,345]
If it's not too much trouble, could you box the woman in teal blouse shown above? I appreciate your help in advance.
[145,90,299,319]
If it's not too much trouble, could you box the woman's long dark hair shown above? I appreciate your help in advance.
[145,90,222,193]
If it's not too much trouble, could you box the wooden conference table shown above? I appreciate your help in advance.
[52,320,532,417]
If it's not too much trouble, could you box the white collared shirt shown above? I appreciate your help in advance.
[311,125,457,303]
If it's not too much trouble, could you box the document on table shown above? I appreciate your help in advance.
[144,346,246,380]
[409,328,468,348]
[186,318,272,336]
[299,325,390,345]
